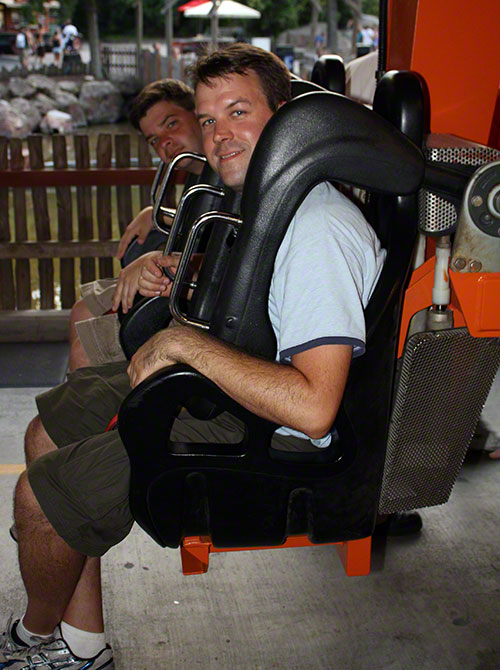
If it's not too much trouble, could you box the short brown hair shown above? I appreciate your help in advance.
[189,43,291,112]
[128,78,195,129]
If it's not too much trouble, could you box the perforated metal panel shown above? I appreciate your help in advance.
[419,140,500,235]
[379,328,500,514]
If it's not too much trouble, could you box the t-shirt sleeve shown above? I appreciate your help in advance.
[269,190,369,362]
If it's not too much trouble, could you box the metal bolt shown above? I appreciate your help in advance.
[469,260,482,272]
[453,257,466,270]
[471,195,483,207]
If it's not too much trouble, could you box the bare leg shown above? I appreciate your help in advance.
[69,299,93,371]
[25,415,56,465]
[62,558,104,633]
[15,472,86,635]
[22,416,104,633]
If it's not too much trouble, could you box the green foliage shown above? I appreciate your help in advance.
[247,0,311,37]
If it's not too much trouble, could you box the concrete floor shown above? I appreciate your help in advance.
[0,387,499,670]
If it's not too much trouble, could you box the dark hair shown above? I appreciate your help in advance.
[189,43,291,112]
[128,78,196,130]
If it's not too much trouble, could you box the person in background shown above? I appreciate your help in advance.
[51,28,62,68]
[68,78,204,371]
[61,18,78,52]
[15,26,29,69]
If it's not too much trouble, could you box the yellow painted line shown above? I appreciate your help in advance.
[0,464,25,475]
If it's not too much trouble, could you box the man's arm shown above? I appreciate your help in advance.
[115,206,154,260]
[127,326,352,440]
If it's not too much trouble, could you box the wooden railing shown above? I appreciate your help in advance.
[0,132,159,338]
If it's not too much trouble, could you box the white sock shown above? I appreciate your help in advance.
[17,616,55,645]
[60,621,106,659]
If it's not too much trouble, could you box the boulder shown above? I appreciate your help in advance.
[54,90,87,127]
[10,97,42,133]
[79,80,123,124]
[57,79,82,96]
[33,92,58,116]
[40,110,73,135]
[26,74,55,98]
[111,73,142,97]
[0,100,31,138]
[8,77,36,99]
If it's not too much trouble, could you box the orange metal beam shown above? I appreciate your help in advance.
[387,0,500,145]
[180,535,372,578]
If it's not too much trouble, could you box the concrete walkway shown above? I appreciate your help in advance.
[0,386,499,669]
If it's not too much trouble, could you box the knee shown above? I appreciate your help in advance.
[70,299,92,329]
[25,415,56,464]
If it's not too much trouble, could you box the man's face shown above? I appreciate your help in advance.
[139,100,204,174]
[195,71,275,192]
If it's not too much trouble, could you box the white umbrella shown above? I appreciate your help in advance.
[184,1,261,19]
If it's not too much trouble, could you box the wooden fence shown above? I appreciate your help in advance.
[0,132,160,339]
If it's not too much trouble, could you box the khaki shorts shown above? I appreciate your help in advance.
[30,362,317,556]
[78,279,126,366]
[80,278,118,316]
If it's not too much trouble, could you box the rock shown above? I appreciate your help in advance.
[8,77,36,99]
[40,110,73,134]
[0,100,31,138]
[54,90,87,127]
[26,74,55,98]
[111,73,141,97]
[33,92,58,116]
[10,97,42,133]
[79,80,123,124]
[57,79,82,96]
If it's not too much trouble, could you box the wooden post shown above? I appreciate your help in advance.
[28,136,54,309]
[115,135,133,236]
[0,137,15,310]
[74,135,95,284]
[137,134,153,210]
[10,139,31,309]
[96,134,114,279]
[53,135,75,309]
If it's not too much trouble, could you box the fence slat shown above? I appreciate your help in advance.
[0,240,119,259]
[74,135,95,284]
[0,137,15,310]
[137,134,153,210]
[28,136,54,309]
[53,135,75,309]
[11,139,31,309]
[96,134,114,278]
[115,135,133,235]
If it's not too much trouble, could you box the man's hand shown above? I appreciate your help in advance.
[137,253,181,298]
[127,327,185,388]
[115,206,154,260]
[112,250,162,314]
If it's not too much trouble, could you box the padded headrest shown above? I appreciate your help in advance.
[211,91,425,359]
[311,55,346,94]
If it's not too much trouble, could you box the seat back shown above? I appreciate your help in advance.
[311,54,346,94]
[119,90,428,548]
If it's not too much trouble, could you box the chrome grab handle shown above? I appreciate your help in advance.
[163,182,225,255]
[152,152,206,234]
[169,211,242,329]
[150,161,166,206]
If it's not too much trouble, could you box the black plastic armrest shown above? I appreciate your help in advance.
[118,364,279,463]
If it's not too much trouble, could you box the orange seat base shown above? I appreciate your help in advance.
[180,534,372,577]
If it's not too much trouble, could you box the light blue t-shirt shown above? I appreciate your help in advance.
[268,182,386,446]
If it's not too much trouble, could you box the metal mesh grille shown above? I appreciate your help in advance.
[419,144,500,235]
[379,328,500,514]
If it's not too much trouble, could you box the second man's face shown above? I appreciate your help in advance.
[139,100,204,174]
[195,71,275,192]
